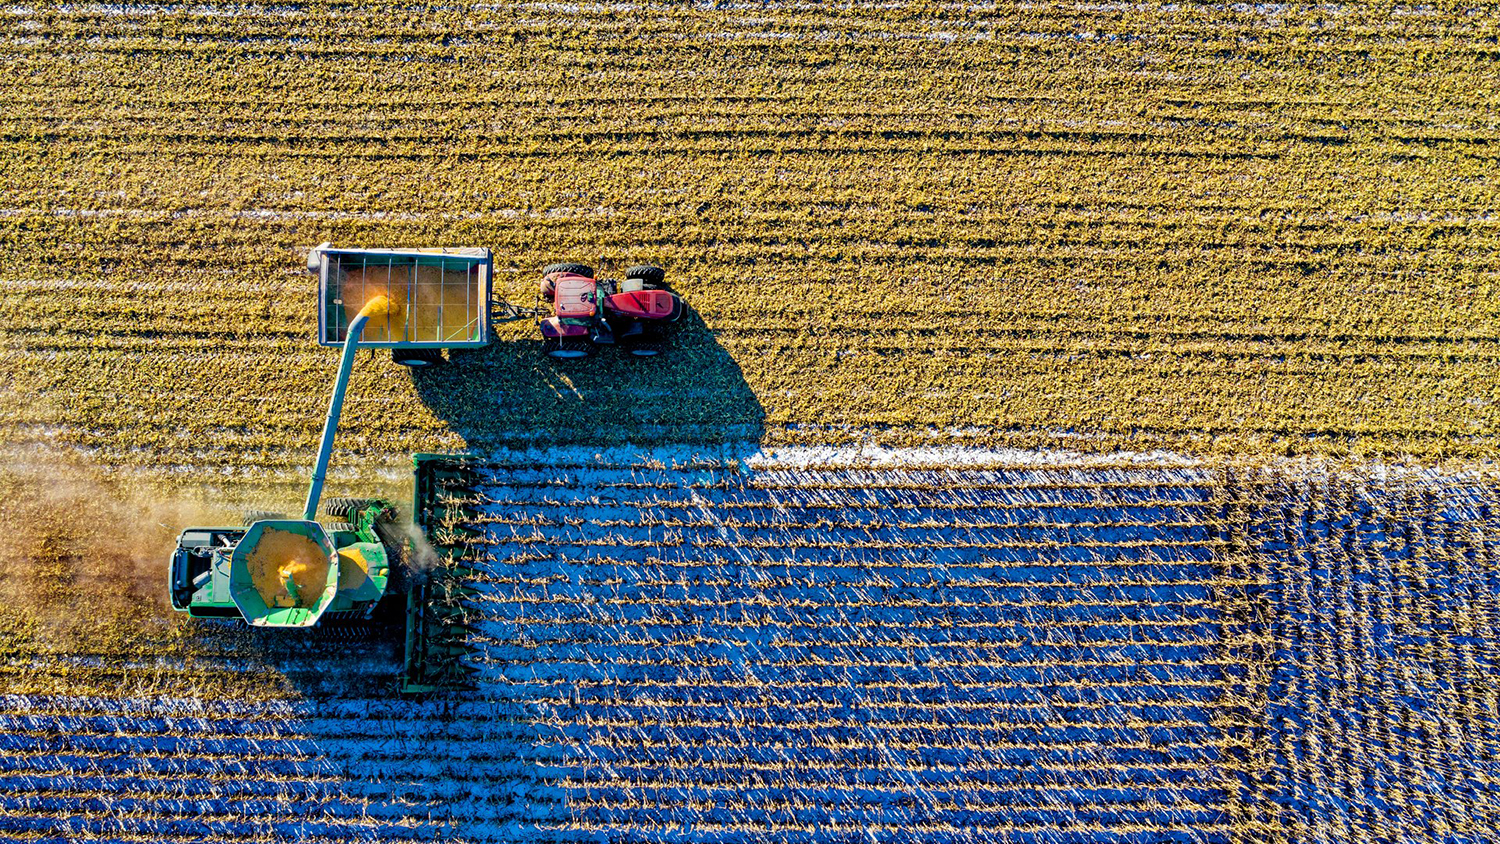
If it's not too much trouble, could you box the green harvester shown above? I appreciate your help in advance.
[167,246,487,693]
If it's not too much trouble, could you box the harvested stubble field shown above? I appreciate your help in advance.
[2,1,1500,467]
[4,448,1499,842]
[2,1,1500,843]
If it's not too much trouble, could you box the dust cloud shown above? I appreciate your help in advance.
[0,447,218,643]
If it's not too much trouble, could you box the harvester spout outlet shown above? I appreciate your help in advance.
[359,295,392,321]
[302,295,392,521]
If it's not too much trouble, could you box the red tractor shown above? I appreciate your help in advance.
[537,263,683,359]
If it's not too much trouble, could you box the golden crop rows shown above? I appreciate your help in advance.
[2,4,1499,835]
[0,2,1497,478]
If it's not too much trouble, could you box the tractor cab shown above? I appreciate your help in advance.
[552,274,597,318]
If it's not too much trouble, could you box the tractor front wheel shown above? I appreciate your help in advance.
[393,348,445,367]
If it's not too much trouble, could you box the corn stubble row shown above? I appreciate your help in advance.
[0,3,1497,471]
[2,455,1496,843]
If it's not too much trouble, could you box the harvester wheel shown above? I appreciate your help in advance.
[324,497,380,518]
[544,336,593,359]
[543,263,594,279]
[393,348,445,367]
[625,265,665,288]
[243,509,287,525]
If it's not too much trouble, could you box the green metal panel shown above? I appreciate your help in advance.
[327,541,389,612]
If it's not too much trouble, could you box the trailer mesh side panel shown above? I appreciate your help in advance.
[321,251,488,347]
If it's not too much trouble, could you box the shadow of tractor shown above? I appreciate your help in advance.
[410,301,765,448]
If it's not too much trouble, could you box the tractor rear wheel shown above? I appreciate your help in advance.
[543,263,594,279]
[325,497,380,519]
[243,509,287,525]
[543,336,593,359]
[393,348,445,367]
[324,521,355,535]
[625,265,665,288]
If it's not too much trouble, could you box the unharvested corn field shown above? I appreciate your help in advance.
[1,2,1499,843]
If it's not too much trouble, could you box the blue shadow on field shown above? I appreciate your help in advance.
[409,295,765,449]
[8,461,1498,842]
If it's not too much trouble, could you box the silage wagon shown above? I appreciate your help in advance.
[308,244,683,364]
[308,244,494,367]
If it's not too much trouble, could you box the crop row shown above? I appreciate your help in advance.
[3,0,1498,463]
[0,454,1274,841]
[448,457,1250,837]
[8,456,1490,839]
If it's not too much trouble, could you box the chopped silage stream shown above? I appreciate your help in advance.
[244,528,331,610]
[2,447,1496,842]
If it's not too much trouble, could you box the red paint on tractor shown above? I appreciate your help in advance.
[553,275,597,318]
[604,290,678,320]
[539,316,590,338]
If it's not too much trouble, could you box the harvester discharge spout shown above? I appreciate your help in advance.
[304,295,393,521]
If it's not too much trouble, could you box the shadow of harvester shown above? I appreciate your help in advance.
[410,302,764,448]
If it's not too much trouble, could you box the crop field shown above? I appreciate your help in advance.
[2,1,1500,473]
[2,1,1500,842]
[3,448,1498,842]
